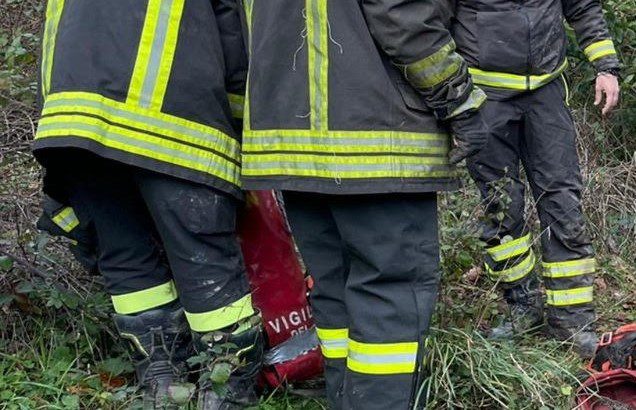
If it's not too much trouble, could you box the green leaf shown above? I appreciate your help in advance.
[209,362,232,385]
[560,385,573,396]
[98,357,134,377]
[167,383,195,405]
[0,256,13,271]
[61,395,79,409]
[0,294,14,306]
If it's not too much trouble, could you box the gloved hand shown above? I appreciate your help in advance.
[447,109,489,165]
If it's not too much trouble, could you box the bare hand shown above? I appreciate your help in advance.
[594,74,620,116]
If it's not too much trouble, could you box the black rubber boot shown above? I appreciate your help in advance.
[194,316,264,410]
[114,305,193,409]
[489,274,545,339]
[546,306,598,359]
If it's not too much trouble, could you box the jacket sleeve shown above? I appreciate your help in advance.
[562,0,620,72]
[212,0,249,120]
[360,0,485,120]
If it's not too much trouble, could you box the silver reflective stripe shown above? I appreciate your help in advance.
[348,350,416,365]
[543,259,596,278]
[487,234,532,262]
[244,161,451,173]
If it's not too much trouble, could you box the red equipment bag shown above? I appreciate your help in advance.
[576,323,636,409]
[238,191,324,388]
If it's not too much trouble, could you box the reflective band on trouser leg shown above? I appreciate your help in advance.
[111,280,178,314]
[404,41,463,89]
[185,294,255,332]
[546,287,594,307]
[584,40,617,62]
[41,0,65,98]
[542,258,596,279]
[347,339,419,375]
[486,233,532,263]
[447,86,487,119]
[127,0,185,110]
[51,207,80,233]
[306,0,329,131]
[316,328,348,359]
[227,94,245,119]
[469,60,568,91]
[485,250,536,283]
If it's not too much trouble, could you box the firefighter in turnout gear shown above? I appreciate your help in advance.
[33,0,263,408]
[449,0,621,357]
[241,0,488,408]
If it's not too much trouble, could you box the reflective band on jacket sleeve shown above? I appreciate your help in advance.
[469,60,568,91]
[112,280,178,314]
[127,0,185,110]
[228,94,245,119]
[41,0,65,98]
[404,41,463,89]
[446,87,487,119]
[584,40,617,62]
[316,328,348,359]
[486,233,532,262]
[51,207,80,233]
[546,286,594,307]
[485,250,536,283]
[347,339,418,375]
[542,258,596,278]
[306,0,329,131]
[185,294,255,332]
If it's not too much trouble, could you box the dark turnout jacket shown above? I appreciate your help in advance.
[34,0,248,198]
[450,0,620,93]
[241,0,486,194]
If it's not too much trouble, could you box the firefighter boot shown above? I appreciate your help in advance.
[489,275,544,339]
[114,305,192,409]
[194,317,264,410]
[546,307,598,359]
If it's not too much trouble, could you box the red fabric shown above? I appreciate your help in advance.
[238,191,323,386]
[576,369,636,410]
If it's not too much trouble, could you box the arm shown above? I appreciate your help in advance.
[562,0,620,115]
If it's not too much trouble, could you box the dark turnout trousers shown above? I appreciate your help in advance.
[283,192,440,410]
[52,153,253,333]
[467,79,596,329]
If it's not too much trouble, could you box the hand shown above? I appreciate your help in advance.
[448,110,489,165]
[594,73,620,116]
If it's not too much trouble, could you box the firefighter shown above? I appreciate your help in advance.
[240,0,488,408]
[449,0,621,356]
[33,1,262,408]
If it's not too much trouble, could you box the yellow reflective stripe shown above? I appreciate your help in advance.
[485,250,536,283]
[447,86,487,119]
[243,0,254,132]
[51,207,80,233]
[546,286,594,307]
[41,0,65,97]
[42,92,239,158]
[584,40,617,62]
[185,294,255,332]
[316,328,348,359]
[37,114,240,185]
[469,60,568,91]
[127,0,185,109]
[112,281,178,314]
[486,233,533,262]
[405,41,463,89]
[306,0,329,130]
[347,339,418,375]
[542,258,596,279]
[228,94,245,119]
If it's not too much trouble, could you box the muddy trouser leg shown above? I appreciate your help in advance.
[283,192,349,410]
[519,79,596,332]
[330,194,440,410]
[467,99,538,286]
[133,169,254,333]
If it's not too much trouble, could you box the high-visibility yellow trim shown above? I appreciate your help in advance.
[542,258,596,279]
[405,41,463,89]
[245,128,448,140]
[228,94,245,119]
[469,60,568,91]
[486,233,533,262]
[546,286,594,307]
[347,339,418,375]
[185,294,255,332]
[316,328,348,359]
[128,0,162,106]
[51,207,80,233]
[112,281,178,314]
[41,0,65,98]
[242,0,254,132]
[447,86,487,119]
[485,250,536,283]
[584,40,617,62]
[306,0,329,131]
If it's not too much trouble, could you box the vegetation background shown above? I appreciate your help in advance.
[0,0,634,408]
